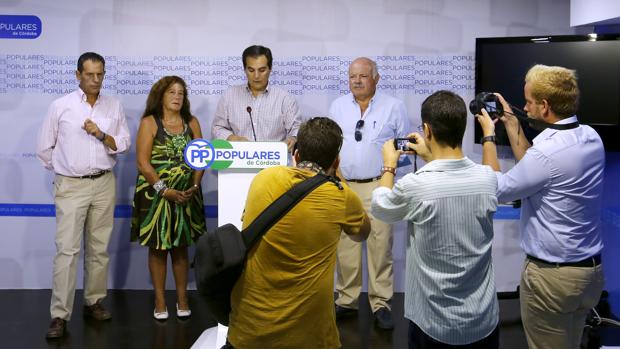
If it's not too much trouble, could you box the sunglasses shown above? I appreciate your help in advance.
[354,119,364,142]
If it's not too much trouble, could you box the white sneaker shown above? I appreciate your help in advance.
[176,303,191,318]
[153,307,169,320]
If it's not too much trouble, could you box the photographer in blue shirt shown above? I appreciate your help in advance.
[477,64,605,349]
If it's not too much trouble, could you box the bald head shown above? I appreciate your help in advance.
[348,57,380,101]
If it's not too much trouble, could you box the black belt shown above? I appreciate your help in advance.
[346,176,381,183]
[66,170,110,180]
[527,254,601,268]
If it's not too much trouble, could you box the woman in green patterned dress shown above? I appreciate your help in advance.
[131,76,206,320]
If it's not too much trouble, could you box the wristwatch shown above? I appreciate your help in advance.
[480,135,496,144]
[153,180,167,194]
[381,166,396,175]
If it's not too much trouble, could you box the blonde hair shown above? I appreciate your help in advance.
[525,64,579,118]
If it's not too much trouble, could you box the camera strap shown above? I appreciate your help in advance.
[526,118,579,131]
[508,106,580,131]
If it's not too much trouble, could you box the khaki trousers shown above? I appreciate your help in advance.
[50,172,116,320]
[336,180,393,313]
[520,258,604,349]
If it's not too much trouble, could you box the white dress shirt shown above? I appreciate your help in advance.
[36,89,131,177]
[329,92,410,180]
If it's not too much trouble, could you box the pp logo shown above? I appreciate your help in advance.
[184,139,216,170]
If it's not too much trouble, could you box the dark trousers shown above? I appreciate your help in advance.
[408,321,499,349]
[221,342,234,349]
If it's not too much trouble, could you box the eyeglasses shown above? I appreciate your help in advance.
[354,119,364,142]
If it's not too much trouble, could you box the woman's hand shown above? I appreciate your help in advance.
[184,184,200,197]
[162,188,192,204]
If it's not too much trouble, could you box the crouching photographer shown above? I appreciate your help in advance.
[476,64,605,349]
[224,117,370,349]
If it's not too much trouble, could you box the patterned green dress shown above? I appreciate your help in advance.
[130,117,206,250]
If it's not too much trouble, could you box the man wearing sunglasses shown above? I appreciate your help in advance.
[328,57,410,329]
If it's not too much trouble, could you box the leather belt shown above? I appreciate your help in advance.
[527,254,601,268]
[346,176,381,183]
[66,170,111,180]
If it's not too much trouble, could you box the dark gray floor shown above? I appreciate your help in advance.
[3,289,616,348]
[1,290,530,349]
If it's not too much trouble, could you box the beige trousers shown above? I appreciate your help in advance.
[50,172,116,320]
[520,258,604,349]
[335,180,393,313]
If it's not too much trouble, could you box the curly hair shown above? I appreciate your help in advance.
[297,117,343,170]
[142,76,192,123]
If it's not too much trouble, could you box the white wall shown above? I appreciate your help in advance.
[571,0,620,26]
[0,0,576,291]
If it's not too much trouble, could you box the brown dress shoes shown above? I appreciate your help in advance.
[45,317,66,339]
[83,299,112,321]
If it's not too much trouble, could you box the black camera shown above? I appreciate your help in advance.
[393,137,416,151]
[469,92,503,119]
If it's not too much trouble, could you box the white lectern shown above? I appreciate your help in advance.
[216,141,289,228]
[192,141,288,349]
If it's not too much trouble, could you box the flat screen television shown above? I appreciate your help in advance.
[473,34,620,151]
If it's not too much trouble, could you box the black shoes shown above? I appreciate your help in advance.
[335,303,394,330]
[374,307,394,330]
[335,305,357,319]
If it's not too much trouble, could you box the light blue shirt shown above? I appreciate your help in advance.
[496,116,605,263]
[329,92,409,179]
[372,158,499,345]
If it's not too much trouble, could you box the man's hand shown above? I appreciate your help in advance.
[83,119,103,139]
[407,132,433,162]
[476,108,497,137]
[382,140,401,168]
[494,93,520,132]
[285,136,296,153]
[227,135,250,141]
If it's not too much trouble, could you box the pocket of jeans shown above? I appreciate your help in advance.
[54,176,70,198]
[522,260,537,294]
[523,260,532,290]
[53,176,62,197]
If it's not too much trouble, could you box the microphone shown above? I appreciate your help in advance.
[246,106,257,141]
